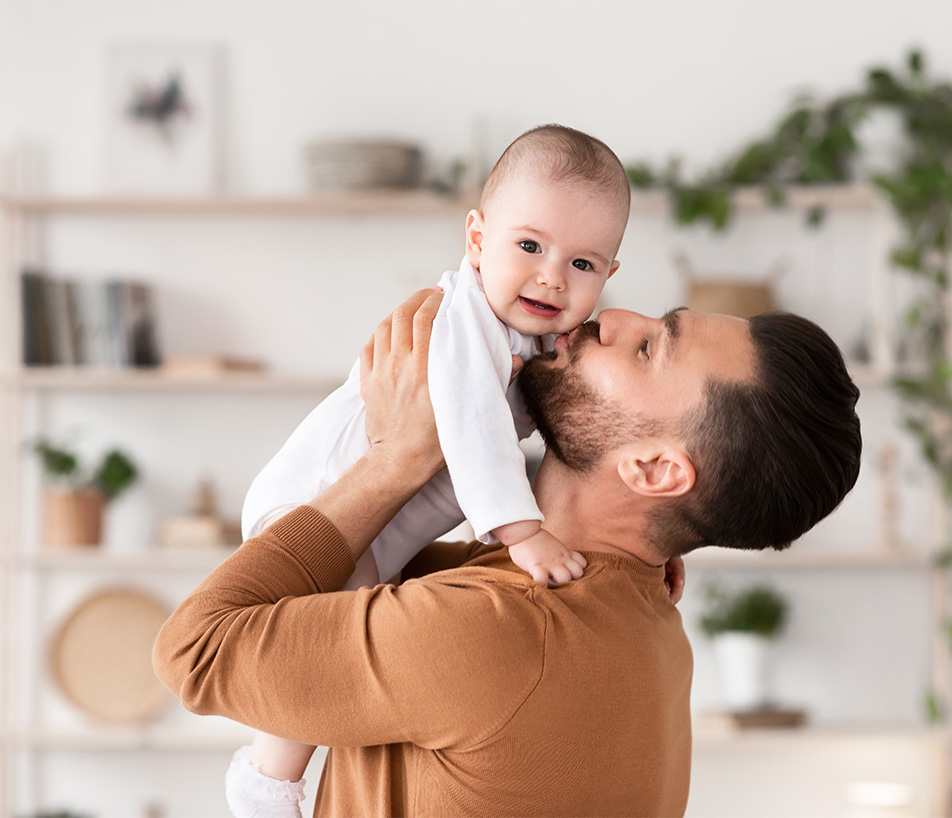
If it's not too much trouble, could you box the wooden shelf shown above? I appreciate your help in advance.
[8,546,236,571]
[0,183,878,219]
[4,366,342,394]
[686,548,937,570]
[6,725,253,751]
[0,190,473,216]
[692,720,950,746]
[627,183,880,214]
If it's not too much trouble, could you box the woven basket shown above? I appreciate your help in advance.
[685,279,775,319]
[306,139,424,191]
[50,587,172,724]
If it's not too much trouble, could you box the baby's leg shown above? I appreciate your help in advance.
[369,466,465,581]
[225,736,309,818]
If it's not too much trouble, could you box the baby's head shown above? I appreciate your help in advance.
[466,124,630,336]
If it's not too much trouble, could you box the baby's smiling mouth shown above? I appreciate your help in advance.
[519,296,561,317]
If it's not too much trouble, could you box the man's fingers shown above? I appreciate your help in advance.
[411,288,443,361]
[390,287,442,354]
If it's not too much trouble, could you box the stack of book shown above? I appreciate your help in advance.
[21,269,161,368]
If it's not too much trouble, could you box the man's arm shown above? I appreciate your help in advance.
[153,288,543,750]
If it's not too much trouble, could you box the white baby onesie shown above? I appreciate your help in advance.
[241,258,553,585]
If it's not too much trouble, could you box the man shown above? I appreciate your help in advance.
[154,289,861,818]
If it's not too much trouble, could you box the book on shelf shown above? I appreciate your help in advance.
[21,268,53,365]
[20,269,162,368]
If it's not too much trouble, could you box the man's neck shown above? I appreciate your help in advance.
[531,453,666,568]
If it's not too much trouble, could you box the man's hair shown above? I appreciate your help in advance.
[481,124,631,217]
[652,312,862,557]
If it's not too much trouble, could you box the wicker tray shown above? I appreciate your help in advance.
[50,587,172,724]
[306,139,423,191]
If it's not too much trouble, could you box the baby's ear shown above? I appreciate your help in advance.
[465,209,484,268]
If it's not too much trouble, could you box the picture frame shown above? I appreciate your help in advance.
[104,43,223,194]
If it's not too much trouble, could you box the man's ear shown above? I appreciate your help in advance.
[465,209,484,268]
[617,444,695,498]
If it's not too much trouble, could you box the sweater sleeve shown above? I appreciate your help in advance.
[152,506,545,750]
[428,281,543,543]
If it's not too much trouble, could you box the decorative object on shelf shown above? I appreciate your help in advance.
[20,270,161,368]
[158,478,241,548]
[49,587,171,724]
[105,42,224,194]
[672,250,783,319]
[699,582,789,711]
[33,437,139,546]
[695,706,806,733]
[305,138,424,192]
[160,354,264,378]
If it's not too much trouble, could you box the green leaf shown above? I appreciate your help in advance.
[625,163,656,189]
[909,50,924,76]
[806,205,826,228]
[924,689,943,724]
[92,450,138,502]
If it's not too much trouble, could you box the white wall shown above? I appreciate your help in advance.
[2,2,952,817]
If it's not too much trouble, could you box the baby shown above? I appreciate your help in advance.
[226,124,632,818]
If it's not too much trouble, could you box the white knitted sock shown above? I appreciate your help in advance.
[225,745,307,818]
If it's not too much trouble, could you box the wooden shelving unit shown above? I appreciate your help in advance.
[0,183,946,817]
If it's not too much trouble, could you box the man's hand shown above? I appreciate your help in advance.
[507,528,587,586]
[664,556,685,604]
[360,287,445,480]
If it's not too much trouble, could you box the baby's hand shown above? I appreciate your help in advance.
[508,528,587,586]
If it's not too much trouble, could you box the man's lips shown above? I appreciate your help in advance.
[519,296,562,318]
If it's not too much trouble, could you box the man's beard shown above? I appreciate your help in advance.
[519,321,658,473]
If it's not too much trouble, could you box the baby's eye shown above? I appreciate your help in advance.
[572,259,595,272]
[520,240,540,254]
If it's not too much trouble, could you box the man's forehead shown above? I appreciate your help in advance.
[678,309,755,382]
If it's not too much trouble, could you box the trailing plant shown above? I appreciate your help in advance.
[698,583,788,639]
[33,437,138,502]
[627,48,952,719]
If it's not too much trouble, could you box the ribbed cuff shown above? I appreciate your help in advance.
[270,506,356,592]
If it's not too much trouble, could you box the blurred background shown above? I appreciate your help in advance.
[2,1,952,816]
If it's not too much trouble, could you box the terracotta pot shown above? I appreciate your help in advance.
[43,488,105,546]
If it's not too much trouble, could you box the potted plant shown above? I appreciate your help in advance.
[33,437,138,546]
[699,582,789,711]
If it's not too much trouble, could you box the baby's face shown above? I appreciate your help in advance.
[466,174,626,336]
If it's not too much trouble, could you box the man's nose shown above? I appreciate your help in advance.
[596,309,650,343]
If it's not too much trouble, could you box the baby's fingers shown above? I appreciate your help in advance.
[528,564,551,586]
[567,551,587,580]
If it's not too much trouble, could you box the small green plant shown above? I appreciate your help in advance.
[699,583,789,639]
[33,437,138,502]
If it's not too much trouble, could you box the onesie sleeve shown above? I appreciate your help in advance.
[428,282,543,543]
[152,506,545,750]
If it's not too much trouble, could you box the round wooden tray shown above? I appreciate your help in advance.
[50,587,172,724]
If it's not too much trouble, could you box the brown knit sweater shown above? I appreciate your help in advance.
[153,506,693,817]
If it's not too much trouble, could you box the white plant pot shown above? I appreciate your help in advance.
[712,632,773,711]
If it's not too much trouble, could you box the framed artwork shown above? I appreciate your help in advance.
[104,43,223,194]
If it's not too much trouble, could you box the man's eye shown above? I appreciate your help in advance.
[638,338,650,359]
[520,240,540,254]
[572,259,594,272]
